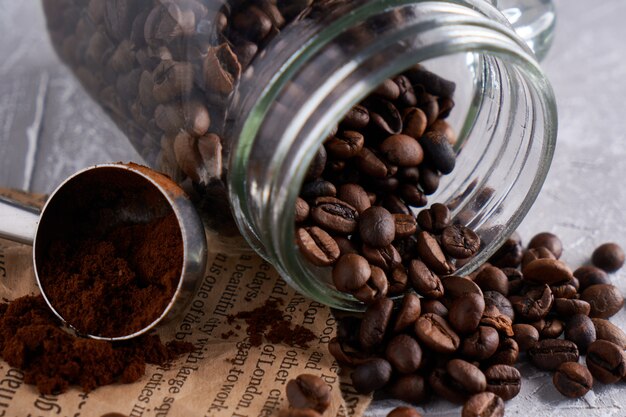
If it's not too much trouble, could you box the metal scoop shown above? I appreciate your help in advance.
[0,163,207,341]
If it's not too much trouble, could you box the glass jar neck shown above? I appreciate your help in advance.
[227,0,556,307]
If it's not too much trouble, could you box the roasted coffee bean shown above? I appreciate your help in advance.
[418,164,441,195]
[353,266,389,304]
[389,266,409,295]
[574,266,611,290]
[405,65,456,97]
[512,323,539,351]
[286,374,331,413]
[341,105,370,130]
[203,43,241,96]
[462,326,499,361]
[484,364,521,401]
[305,146,327,181]
[300,179,336,200]
[393,214,417,238]
[393,292,421,333]
[366,97,403,135]
[447,359,486,394]
[295,197,310,223]
[355,147,388,178]
[591,318,626,349]
[550,283,578,299]
[416,231,453,275]
[510,284,553,322]
[351,358,392,394]
[480,306,514,337]
[311,197,358,234]
[337,183,370,214]
[462,392,504,417]
[296,227,340,267]
[440,225,481,260]
[387,374,428,406]
[521,246,556,268]
[373,78,401,100]
[483,291,514,321]
[586,340,626,384]
[328,338,370,367]
[152,60,194,103]
[402,107,428,139]
[385,334,423,374]
[592,242,625,272]
[415,313,460,354]
[143,2,195,45]
[449,293,485,334]
[418,131,456,174]
[334,236,358,256]
[553,362,593,398]
[554,298,591,317]
[359,298,393,351]
[528,232,563,258]
[488,338,519,366]
[429,368,467,404]
[474,266,509,296]
[431,119,456,144]
[337,316,362,348]
[421,299,449,317]
[528,339,579,371]
[382,194,411,215]
[565,314,596,353]
[359,206,395,248]
[393,75,418,106]
[441,275,483,299]
[332,254,370,292]
[581,284,624,318]
[419,94,439,126]
[522,258,573,285]
[362,243,401,271]
[154,99,210,136]
[489,232,523,268]
[233,6,272,42]
[380,134,424,167]
[398,166,421,184]
[501,267,524,295]
[278,408,321,417]
[399,184,427,207]
[387,406,423,417]
[326,131,365,160]
[416,203,450,233]
[533,318,564,339]
[409,259,444,299]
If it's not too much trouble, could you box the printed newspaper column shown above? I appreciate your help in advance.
[0,187,372,416]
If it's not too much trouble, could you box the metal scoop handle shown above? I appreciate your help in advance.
[0,196,39,245]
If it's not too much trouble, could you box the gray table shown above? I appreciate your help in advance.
[1,1,625,416]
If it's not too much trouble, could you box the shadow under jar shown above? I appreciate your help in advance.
[44,0,557,311]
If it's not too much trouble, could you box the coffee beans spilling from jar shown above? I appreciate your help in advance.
[284,236,624,416]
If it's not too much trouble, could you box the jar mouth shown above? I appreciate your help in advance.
[229,0,557,310]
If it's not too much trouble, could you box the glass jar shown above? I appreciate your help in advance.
[43,0,557,310]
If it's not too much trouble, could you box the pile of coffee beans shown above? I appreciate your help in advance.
[295,68,474,304]
[312,234,623,417]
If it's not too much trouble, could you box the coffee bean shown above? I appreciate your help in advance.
[402,107,428,139]
[419,131,456,174]
[550,283,578,299]
[295,197,310,223]
[489,232,523,268]
[512,323,539,351]
[522,258,573,285]
[393,292,421,333]
[528,339,579,371]
[408,259,444,299]
[483,291,514,321]
[311,197,358,234]
[586,340,626,384]
[501,267,524,295]
[334,236,358,256]
[528,232,563,258]
[488,338,519,366]
[462,326,499,361]
[553,362,593,398]
[296,227,340,267]
[393,214,417,238]
[388,266,409,296]
[484,364,521,400]
[152,60,194,103]
[421,299,449,317]
[337,183,370,214]
[439,225,480,260]
[300,180,336,200]
[399,184,427,207]
[380,134,424,167]
[480,306,514,337]
[418,164,441,195]
[394,75,418,107]
[441,275,483,299]
[429,368,467,404]
[326,131,365,159]
[592,242,625,272]
[581,284,624,318]
[359,206,395,248]
[373,78,401,101]
[385,334,423,374]
[533,318,564,339]
[382,194,411,215]
[591,318,626,349]
[447,359,486,394]
[341,105,370,130]
[286,374,331,413]
[510,284,553,322]
[554,298,591,317]
[362,243,401,271]
[355,147,389,178]
[416,203,450,233]
[388,374,428,405]
[462,392,504,417]
[328,338,370,367]
[305,146,327,181]
[202,43,241,95]
[351,358,392,394]
[414,313,460,354]
[387,406,423,417]
[574,266,610,290]
[449,293,485,334]
[474,266,509,295]
[416,231,453,275]
[366,97,403,135]
[565,314,596,353]
[233,6,272,42]
[332,254,370,292]
[405,65,456,97]
[352,265,389,304]
[359,298,393,351]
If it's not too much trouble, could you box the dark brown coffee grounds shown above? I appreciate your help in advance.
[229,299,317,348]
[39,213,183,338]
[0,295,193,395]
